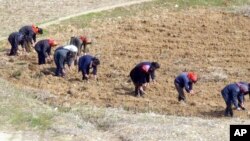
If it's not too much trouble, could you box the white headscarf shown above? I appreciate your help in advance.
[63,45,78,52]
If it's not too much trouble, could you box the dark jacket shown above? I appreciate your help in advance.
[174,72,193,93]
[78,55,97,75]
[130,62,155,84]
[54,47,73,69]
[221,82,248,109]
[70,37,83,55]
[34,39,51,57]
[19,25,36,43]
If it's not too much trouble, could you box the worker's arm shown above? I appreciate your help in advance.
[232,91,240,110]
[238,93,245,110]
[32,33,37,43]
[92,65,98,80]
[150,71,155,81]
[42,45,48,58]
[58,56,65,71]
[184,78,192,93]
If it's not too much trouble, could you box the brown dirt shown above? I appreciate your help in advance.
[0,7,250,118]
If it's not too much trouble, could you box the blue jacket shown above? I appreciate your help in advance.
[8,32,24,48]
[130,62,156,84]
[19,25,36,43]
[54,47,72,69]
[78,55,97,75]
[34,39,51,57]
[174,72,193,93]
[221,82,248,108]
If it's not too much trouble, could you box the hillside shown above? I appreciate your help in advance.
[0,2,250,118]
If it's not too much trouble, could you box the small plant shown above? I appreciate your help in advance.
[0,47,6,52]
[32,72,44,79]
[16,62,27,65]
[30,114,53,130]
[11,70,22,79]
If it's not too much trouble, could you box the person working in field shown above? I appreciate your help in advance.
[34,39,58,65]
[221,82,249,117]
[130,61,160,97]
[78,55,100,81]
[8,32,24,56]
[174,72,198,102]
[70,35,92,55]
[54,45,78,77]
[19,24,43,52]
[69,35,92,65]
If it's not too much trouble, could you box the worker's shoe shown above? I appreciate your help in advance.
[224,109,233,117]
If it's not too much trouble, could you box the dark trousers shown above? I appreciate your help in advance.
[9,43,18,56]
[81,70,89,80]
[134,84,144,97]
[55,67,64,77]
[36,52,46,65]
[55,62,64,77]
[222,92,233,117]
[174,82,185,101]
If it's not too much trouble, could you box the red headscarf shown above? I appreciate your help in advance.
[48,39,58,47]
[32,24,39,33]
[80,36,92,44]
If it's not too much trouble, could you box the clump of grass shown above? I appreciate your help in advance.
[10,110,53,130]
[57,106,72,113]
[11,70,22,79]
[32,72,44,79]
[30,114,53,130]
[0,47,6,52]
[15,62,27,65]
[77,107,106,122]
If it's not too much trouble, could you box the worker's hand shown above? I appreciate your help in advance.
[67,64,73,71]
[139,86,146,94]
[142,83,148,91]
[93,75,97,80]
[240,103,246,110]
[151,80,156,84]
[48,55,52,60]
[62,69,66,77]
[22,48,27,53]
[84,75,89,83]
[46,57,52,64]
[240,103,244,107]
[189,90,194,95]
[85,74,89,79]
